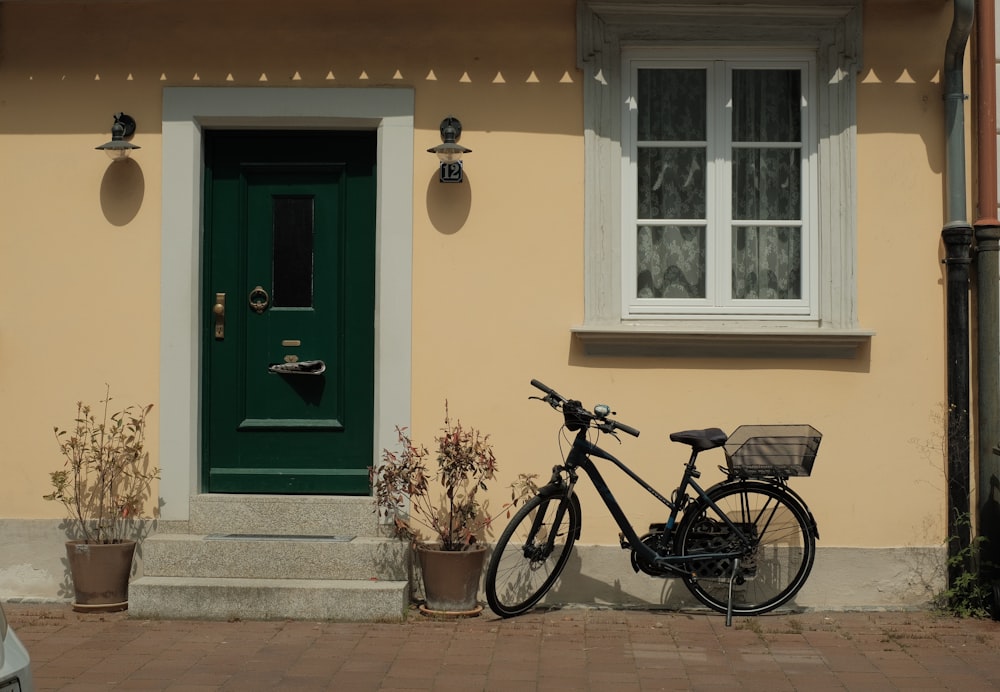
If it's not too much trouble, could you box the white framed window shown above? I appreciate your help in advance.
[623,53,817,319]
[574,0,872,358]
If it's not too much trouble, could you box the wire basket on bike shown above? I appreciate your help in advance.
[723,424,822,479]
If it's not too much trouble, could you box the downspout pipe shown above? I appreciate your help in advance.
[942,0,975,592]
[974,0,1000,587]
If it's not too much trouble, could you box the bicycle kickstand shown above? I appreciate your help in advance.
[725,557,741,628]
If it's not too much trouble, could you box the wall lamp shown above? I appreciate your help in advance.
[427,116,471,183]
[96,113,140,162]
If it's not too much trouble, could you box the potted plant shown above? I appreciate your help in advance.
[373,404,500,614]
[44,386,158,612]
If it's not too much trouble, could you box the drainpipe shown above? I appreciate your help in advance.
[941,0,975,591]
[975,0,1000,586]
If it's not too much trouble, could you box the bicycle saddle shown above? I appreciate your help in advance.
[669,428,728,451]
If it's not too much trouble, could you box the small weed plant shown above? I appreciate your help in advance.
[935,515,995,618]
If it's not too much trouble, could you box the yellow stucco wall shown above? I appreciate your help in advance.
[0,0,960,559]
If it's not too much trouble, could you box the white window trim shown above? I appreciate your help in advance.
[573,0,873,358]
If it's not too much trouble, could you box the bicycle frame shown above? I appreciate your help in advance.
[538,427,758,576]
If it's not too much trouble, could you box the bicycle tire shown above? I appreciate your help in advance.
[674,480,815,616]
[485,491,581,617]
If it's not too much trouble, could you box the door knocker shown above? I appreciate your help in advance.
[248,285,270,314]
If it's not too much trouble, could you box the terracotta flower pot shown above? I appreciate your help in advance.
[416,543,487,613]
[65,540,136,613]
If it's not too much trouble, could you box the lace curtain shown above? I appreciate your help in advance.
[636,67,802,302]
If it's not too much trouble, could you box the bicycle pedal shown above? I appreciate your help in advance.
[619,532,629,549]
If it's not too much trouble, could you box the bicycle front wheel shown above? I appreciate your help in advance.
[485,492,581,618]
[675,480,816,616]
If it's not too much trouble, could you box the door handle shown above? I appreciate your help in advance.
[213,293,226,339]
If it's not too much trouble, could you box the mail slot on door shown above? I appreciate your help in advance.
[267,360,326,375]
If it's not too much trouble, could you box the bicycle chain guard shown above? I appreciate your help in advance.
[684,518,758,580]
[630,530,675,577]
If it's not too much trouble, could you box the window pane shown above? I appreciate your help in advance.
[638,148,706,219]
[732,69,801,142]
[637,225,706,299]
[638,69,707,141]
[732,226,801,299]
[733,148,800,220]
[272,196,314,308]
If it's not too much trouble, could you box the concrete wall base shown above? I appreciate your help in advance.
[0,520,946,611]
[0,519,154,602]
[537,543,946,611]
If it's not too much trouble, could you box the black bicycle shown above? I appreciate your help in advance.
[484,380,821,624]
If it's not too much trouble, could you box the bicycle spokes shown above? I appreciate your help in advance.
[485,493,581,618]
[676,483,815,615]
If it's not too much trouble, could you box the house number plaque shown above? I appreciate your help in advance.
[439,161,464,183]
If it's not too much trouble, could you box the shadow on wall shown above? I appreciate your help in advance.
[856,1,953,173]
[426,168,472,235]
[0,0,582,139]
[99,158,145,226]
[426,169,472,235]
[541,549,698,610]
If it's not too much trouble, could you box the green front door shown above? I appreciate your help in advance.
[203,131,376,494]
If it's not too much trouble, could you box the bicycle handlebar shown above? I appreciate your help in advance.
[530,379,640,438]
[530,379,566,403]
[613,419,641,438]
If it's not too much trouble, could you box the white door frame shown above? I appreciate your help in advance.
[159,87,414,520]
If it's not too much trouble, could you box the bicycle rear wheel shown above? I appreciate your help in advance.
[674,480,815,616]
[485,491,581,617]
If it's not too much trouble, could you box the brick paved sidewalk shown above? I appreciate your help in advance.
[5,603,1000,691]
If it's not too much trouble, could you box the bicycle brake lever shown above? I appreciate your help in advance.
[596,422,622,441]
[529,395,562,409]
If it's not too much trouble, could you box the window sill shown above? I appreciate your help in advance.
[572,323,874,359]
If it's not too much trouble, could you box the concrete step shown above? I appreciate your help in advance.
[128,576,408,621]
[141,533,407,581]
[187,494,379,537]
[129,494,410,621]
